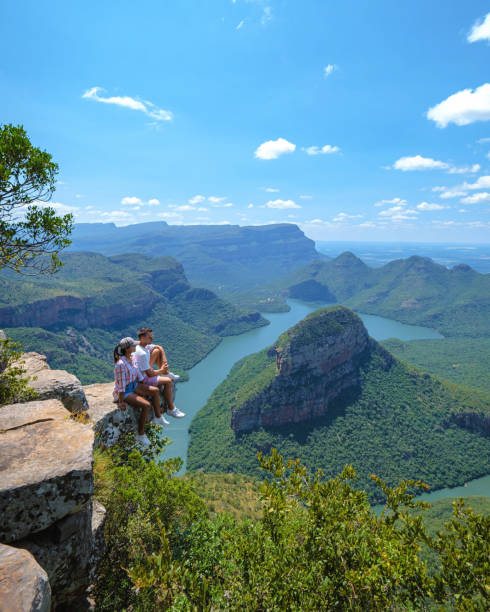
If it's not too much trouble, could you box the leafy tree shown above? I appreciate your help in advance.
[0,123,73,274]
[0,337,37,405]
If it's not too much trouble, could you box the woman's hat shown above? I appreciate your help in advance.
[118,337,137,351]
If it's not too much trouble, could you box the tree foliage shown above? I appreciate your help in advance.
[0,337,37,405]
[94,445,489,611]
[0,123,73,274]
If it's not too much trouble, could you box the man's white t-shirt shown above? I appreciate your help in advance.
[133,344,151,375]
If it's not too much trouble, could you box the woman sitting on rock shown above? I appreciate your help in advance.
[112,337,167,447]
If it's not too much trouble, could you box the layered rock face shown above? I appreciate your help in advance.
[0,347,165,609]
[231,306,393,432]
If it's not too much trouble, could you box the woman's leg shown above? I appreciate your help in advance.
[157,376,175,411]
[124,393,151,435]
[135,383,162,417]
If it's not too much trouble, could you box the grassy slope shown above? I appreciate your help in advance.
[381,337,490,395]
[188,346,490,505]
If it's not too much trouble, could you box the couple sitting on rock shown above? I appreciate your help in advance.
[113,327,185,447]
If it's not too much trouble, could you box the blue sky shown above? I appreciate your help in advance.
[2,0,490,242]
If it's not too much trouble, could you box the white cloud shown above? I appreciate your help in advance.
[75,194,84,199]
[477,137,490,143]
[197,207,208,211]
[121,196,143,206]
[157,212,182,219]
[208,196,226,203]
[82,87,172,121]
[463,175,490,190]
[447,163,480,174]
[248,204,254,208]
[333,212,363,222]
[458,209,469,213]
[37,201,80,215]
[324,64,338,77]
[432,186,446,192]
[189,194,206,204]
[427,83,490,128]
[265,199,300,209]
[468,13,490,43]
[417,202,447,211]
[212,202,233,208]
[378,205,419,220]
[261,6,272,25]
[374,197,407,207]
[148,198,160,206]
[236,19,245,29]
[303,144,340,155]
[173,205,196,211]
[255,137,296,160]
[439,190,467,199]
[299,194,312,199]
[100,210,134,224]
[359,221,377,228]
[460,192,490,204]
[265,187,279,193]
[393,155,449,171]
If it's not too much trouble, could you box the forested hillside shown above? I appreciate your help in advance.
[1,252,266,383]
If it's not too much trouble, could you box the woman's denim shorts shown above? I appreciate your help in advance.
[123,380,138,398]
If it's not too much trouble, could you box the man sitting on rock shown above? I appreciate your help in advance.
[133,327,185,419]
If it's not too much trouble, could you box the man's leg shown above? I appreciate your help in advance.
[157,376,184,417]
[124,393,151,435]
[150,345,168,374]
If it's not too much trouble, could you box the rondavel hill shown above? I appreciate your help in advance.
[188,306,490,504]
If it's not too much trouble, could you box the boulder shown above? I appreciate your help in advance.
[18,503,94,608]
[0,329,6,340]
[16,352,88,413]
[0,399,93,542]
[0,543,51,612]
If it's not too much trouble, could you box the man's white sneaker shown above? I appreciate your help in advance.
[167,407,185,418]
[168,372,180,381]
[135,433,150,447]
[152,415,169,426]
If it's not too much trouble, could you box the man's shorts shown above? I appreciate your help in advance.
[143,374,159,387]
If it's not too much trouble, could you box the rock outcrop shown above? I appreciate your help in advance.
[0,544,51,612]
[231,306,394,432]
[18,352,88,412]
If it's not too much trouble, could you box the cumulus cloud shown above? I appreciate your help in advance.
[265,199,300,209]
[303,144,340,155]
[333,212,363,222]
[208,196,226,203]
[463,175,490,190]
[82,87,172,121]
[324,64,338,77]
[37,201,80,215]
[393,155,449,171]
[460,192,490,204]
[468,13,490,43]
[427,83,490,128]
[248,204,254,208]
[121,196,160,206]
[439,190,468,199]
[172,205,196,211]
[189,194,206,204]
[299,194,312,199]
[212,202,233,208]
[378,205,418,220]
[417,202,447,211]
[447,163,480,174]
[157,212,182,219]
[261,6,272,25]
[265,187,279,193]
[374,197,407,207]
[255,138,296,160]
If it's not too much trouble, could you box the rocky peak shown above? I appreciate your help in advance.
[231,307,393,433]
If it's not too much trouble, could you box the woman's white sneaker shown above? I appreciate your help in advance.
[167,407,185,418]
[135,433,150,447]
[152,415,169,426]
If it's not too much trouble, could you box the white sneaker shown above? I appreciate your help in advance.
[167,407,185,418]
[168,372,180,381]
[135,433,150,447]
[152,415,169,426]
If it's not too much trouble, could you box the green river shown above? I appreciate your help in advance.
[161,299,489,502]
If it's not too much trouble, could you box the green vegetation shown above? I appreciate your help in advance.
[0,337,38,405]
[94,442,489,611]
[0,252,267,383]
[188,343,490,505]
[283,254,490,337]
[0,124,73,274]
[382,337,490,394]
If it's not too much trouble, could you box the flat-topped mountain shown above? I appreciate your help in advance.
[188,306,490,503]
[68,222,321,291]
[0,252,266,383]
[285,253,490,337]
